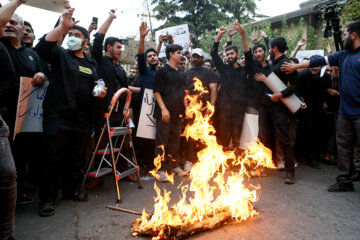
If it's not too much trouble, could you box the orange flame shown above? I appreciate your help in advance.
[133,77,276,238]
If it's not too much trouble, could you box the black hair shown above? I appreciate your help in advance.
[24,21,34,34]
[104,37,122,53]
[165,44,183,60]
[270,37,287,53]
[181,56,186,61]
[145,48,158,57]
[288,57,299,64]
[225,45,238,53]
[346,20,360,35]
[69,25,89,40]
[204,59,214,68]
[253,44,266,52]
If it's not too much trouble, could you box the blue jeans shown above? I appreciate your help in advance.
[0,116,17,239]
[336,116,360,182]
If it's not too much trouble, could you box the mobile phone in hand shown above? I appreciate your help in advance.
[92,17,98,30]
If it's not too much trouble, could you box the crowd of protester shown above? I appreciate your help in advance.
[1,1,360,238]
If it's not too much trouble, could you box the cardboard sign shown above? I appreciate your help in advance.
[263,73,303,114]
[155,24,191,58]
[122,38,156,65]
[295,50,324,63]
[239,113,259,150]
[136,88,156,139]
[14,77,48,139]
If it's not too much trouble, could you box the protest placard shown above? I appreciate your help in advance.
[155,24,191,58]
[295,49,324,63]
[239,113,259,150]
[263,73,303,114]
[13,77,48,140]
[136,88,156,139]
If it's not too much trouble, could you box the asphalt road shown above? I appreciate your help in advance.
[14,163,360,240]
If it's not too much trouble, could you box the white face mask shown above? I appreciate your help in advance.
[67,36,83,51]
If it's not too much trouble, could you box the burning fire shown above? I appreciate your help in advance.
[133,77,276,239]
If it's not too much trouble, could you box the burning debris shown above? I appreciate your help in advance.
[132,77,276,239]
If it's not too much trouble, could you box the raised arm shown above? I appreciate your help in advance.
[235,22,249,52]
[45,8,79,42]
[290,38,306,58]
[0,0,27,29]
[138,21,149,54]
[97,9,116,35]
[211,26,227,73]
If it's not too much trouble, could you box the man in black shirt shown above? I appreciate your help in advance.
[1,12,46,204]
[153,44,186,180]
[91,10,129,133]
[182,48,219,165]
[296,64,331,167]
[210,26,249,149]
[253,37,298,184]
[35,8,106,217]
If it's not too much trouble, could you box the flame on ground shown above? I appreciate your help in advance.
[133,77,276,239]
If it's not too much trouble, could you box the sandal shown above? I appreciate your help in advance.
[39,202,55,217]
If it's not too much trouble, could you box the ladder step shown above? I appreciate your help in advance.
[96,148,121,155]
[111,127,131,136]
[117,167,139,180]
[88,168,113,177]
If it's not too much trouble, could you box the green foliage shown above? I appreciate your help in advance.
[151,0,260,42]
[340,0,360,24]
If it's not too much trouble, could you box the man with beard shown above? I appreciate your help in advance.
[182,48,219,169]
[252,36,298,184]
[35,8,106,216]
[91,9,128,134]
[210,25,248,150]
[135,22,160,174]
[1,12,46,204]
[282,20,360,191]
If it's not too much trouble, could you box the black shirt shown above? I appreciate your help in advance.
[0,42,17,109]
[91,33,128,110]
[211,41,249,112]
[244,50,271,110]
[185,67,219,107]
[153,64,186,118]
[1,38,43,127]
[297,69,331,112]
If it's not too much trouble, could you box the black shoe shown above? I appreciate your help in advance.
[327,181,354,192]
[63,192,89,202]
[352,171,360,182]
[39,202,55,217]
[284,173,296,184]
[17,193,33,205]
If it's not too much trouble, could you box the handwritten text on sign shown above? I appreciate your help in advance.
[136,88,156,139]
[155,24,191,58]
[14,77,48,139]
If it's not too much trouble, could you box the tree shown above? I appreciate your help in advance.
[340,0,360,23]
[150,0,263,45]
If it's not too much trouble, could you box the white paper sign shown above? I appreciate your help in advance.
[136,88,156,139]
[295,50,324,63]
[263,73,303,114]
[240,113,259,150]
[155,24,191,58]
[14,77,48,139]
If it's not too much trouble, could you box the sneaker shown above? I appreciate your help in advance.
[277,160,285,171]
[284,173,296,184]
[184,161,194,172]
[328,180,354,192]
[157,171,169,182]
[17,193,33,205]
[172,167,185,176]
